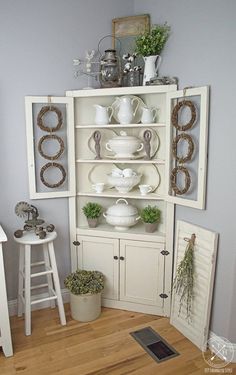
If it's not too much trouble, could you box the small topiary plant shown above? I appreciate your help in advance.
[140,205,161,224]
[64,269,104,295]
[82,202,102,219]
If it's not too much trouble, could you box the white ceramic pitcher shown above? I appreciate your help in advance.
[115,96,139,124]
[94,104,113,125]
[142,55,162,86]
[141,106,158,124]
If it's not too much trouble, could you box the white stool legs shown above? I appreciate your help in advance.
[24,244,31,336]
[48,242,66,326]
[43,244,55,309]
[17,244,24,317]
[16,232,66,336]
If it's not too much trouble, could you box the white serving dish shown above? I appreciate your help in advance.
[105,131,143,159]
[107,173,142,193]
[103,198,140,231]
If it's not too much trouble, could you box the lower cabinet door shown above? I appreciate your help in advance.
[77,235,119,300]
[119,239,164,307]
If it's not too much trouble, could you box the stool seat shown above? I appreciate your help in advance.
[15,230,66,336]
[14,231,57,245]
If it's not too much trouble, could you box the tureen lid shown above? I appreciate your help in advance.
[106,199,138,217]
[111,131,140,141]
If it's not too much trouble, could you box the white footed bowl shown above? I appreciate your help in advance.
[107,173,142,193]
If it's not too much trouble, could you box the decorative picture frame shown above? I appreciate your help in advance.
[112,15,150,44]
[112,14,150,58]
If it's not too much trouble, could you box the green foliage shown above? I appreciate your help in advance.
[173,236,195,321]
[135,23,171,56]
[140,205,161,224]
[64,269,104,295]
[82,202,102,219]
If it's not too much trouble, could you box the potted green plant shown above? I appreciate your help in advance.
[140,205,161,233]
[135,23,171,85]
[64,269,104,322]
[82,202,102,228]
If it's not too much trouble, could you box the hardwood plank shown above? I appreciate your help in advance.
[0,304,235,375]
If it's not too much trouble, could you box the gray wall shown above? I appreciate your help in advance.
[0,0,133,298]
[1,0,235,343]
[134,0,236,342]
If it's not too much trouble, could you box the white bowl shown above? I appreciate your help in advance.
[107,173,142,193]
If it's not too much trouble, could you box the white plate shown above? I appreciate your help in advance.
[88,129,118,158]
[88,164,118,188]
[111,95,146,124]
[136,164,161,192]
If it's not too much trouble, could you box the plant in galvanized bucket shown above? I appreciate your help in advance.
[82,202,102,228]
[140,205,161,233]
[173,233,195,321]
[64,269,105,322]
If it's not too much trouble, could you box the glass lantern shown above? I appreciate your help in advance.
[99,49,122,88]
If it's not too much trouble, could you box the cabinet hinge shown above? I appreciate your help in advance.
[161,250,170,256]
[73,241,80,246]
[159,293,168,299]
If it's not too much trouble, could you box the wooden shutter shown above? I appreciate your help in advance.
[170,220,218,350]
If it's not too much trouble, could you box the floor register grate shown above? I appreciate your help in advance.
[130,326,179,363]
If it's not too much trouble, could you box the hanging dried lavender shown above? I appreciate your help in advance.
[173,233,196,322]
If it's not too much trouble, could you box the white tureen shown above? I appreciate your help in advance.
[103,199,140,231]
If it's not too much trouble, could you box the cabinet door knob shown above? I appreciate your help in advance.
[120,256,125,260]
[113,255,118,260]
[73,241,80,246]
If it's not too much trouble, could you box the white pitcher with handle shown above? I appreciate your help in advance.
[142,55,162,85]
[94,104,113,125]
[141,106,158,124]
[115,96,139,124]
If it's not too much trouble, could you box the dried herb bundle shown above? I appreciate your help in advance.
[173,234,196,321]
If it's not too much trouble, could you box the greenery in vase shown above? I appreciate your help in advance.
[64,269,104,295]
[140,205,161,224]
[173,235,195,321]
[135,23,171,56]
[82,202,102,219]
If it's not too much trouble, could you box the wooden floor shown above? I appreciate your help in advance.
[0,305,235,374]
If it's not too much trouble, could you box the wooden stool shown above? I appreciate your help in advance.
[14,231,66,336]
[0,226,13,357]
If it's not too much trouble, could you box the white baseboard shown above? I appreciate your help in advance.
[209,331,236,364]
[8,288,70,317]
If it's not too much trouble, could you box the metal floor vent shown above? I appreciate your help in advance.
[130,326,179,363]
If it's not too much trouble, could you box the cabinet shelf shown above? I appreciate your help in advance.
[77,190,164,200]
[76,159,165,164]
[75,123,165,129]
[76,223,165,243]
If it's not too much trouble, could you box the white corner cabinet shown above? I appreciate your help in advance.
[65,85,209,317]
[25,85,209,317]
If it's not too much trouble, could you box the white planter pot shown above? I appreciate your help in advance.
[70,292,101,322]
[142,55,162,86]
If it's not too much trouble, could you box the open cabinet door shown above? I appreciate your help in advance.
[25,96,75,199]
[166,86,209,209]
[170,220,218,350]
